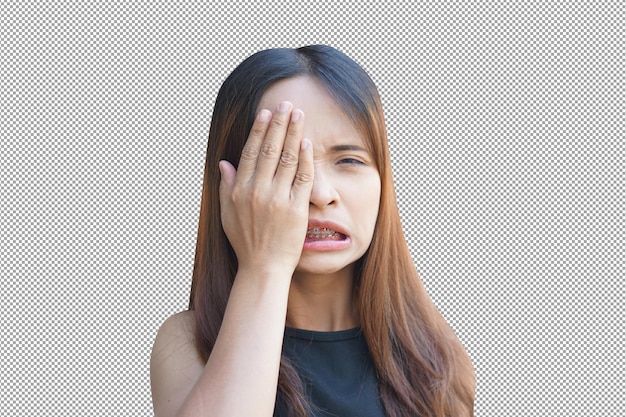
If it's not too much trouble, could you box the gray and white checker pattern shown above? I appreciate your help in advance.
[2,1,622,416]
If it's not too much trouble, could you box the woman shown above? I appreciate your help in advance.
[150,45,475,417]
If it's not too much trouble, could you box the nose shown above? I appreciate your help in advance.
[309,166,339,208]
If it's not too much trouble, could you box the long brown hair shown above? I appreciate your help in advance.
[189,45,475,417]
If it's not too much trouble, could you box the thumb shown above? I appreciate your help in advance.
[218,160,237,197]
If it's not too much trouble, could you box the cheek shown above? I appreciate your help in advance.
[347,177,381,237]
[367,188,381,234]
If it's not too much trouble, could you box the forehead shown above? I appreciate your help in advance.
[257,76,335,113]
[257,77,366,149]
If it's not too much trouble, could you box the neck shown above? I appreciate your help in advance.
[286,265,359,332]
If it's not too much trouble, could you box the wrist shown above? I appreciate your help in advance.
[235,263,295,283]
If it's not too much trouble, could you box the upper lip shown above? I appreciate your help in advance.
[306,219,349,237]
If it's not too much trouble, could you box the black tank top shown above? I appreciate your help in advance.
[274,327,387,417]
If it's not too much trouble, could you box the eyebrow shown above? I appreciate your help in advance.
[330,145,368,152]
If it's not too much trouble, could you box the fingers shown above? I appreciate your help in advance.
[231,100,311,204]
[290,138,314,207]
[218,102,313,273]
[272,109,305,192]
[235,109,273,183]
[254,101,294,180]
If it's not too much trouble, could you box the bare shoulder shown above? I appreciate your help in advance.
[150,311,205,417]
[152,310,197,352]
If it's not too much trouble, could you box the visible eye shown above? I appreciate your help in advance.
[338,158,365,165]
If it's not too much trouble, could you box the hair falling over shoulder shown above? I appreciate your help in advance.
[189,45,475,417]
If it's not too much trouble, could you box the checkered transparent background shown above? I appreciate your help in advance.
[2,1,623,416]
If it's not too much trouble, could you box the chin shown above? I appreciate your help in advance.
[294,256,356,277]
[294,265,344,276]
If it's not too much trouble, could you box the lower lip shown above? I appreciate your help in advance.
[303,235,351,251]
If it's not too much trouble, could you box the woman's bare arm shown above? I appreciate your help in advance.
[150,268,292,417]
[150,102,313,417]
[150,311,204,417]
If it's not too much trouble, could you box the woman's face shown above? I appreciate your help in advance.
[257,76,381,276]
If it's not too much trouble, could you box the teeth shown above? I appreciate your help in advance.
[306,227,341,239]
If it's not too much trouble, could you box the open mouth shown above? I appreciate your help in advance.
[305,226,346,241]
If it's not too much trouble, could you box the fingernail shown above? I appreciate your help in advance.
[291,109,301,122]
[278,101,292,113]
[257,109,271,122]
[301,138,310,150]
